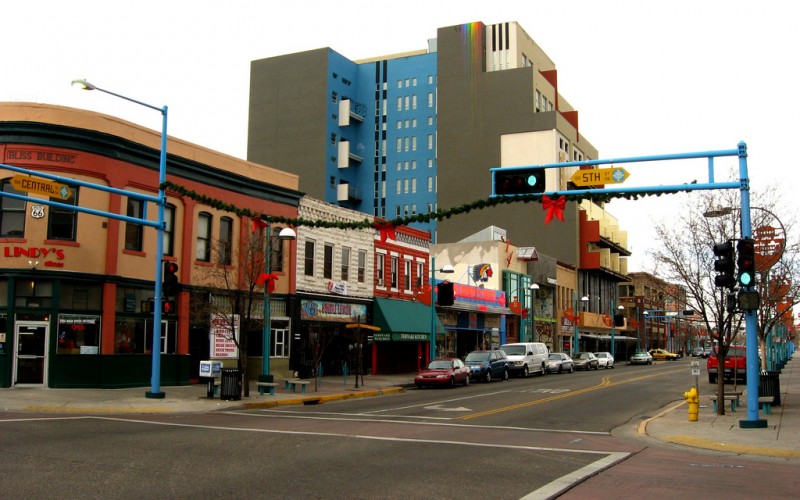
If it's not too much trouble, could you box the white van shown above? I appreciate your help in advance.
[499,342,549,377]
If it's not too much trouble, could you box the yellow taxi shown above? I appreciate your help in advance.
[648,348,680,361]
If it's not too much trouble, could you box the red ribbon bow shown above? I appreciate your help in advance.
[251,217,268,232]
[256,272,279,293]
[542,195,566,224]
[375,223,397,243]
[564,307,579,324]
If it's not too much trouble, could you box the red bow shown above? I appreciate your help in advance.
[251,217,268,232]
[542,195,566,224]
[416,285,432,306]
[564,307,579,324]
[256,272,279,293]
[375,223,397,243]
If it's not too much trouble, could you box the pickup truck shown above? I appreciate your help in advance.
[706,345,746,383]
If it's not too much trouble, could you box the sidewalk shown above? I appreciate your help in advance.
[0,373,416,414]
[642,354,800,459]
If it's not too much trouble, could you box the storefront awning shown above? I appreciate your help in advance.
[373,297,443,337]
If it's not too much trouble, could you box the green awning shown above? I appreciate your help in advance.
[373,297,443,337]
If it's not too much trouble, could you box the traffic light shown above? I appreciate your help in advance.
[712,241,735,289]
[493,167,546,196]
[436,281,454,306]
[162,299,176,315]
[163,261,179,297]
[613,314,625,327]
[736,238,756,287]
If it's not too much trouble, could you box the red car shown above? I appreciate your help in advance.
[415,358,471,388]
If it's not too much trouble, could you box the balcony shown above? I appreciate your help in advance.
[337,183,361,202]
[338,99,366,126]
[337,140,364,169]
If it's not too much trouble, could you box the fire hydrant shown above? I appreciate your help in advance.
[683,386,699,422]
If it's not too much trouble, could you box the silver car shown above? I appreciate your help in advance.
[594,352,615,369]
[546,352,574,374]
[629,351,653,365]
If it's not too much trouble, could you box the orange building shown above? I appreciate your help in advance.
[0,103,300,388]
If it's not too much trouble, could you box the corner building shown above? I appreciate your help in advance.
[0,103,300,388]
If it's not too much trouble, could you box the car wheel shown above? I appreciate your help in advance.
[558,365,563,373]
[569,365,574,373]
[449,376,455,388]
[485,371,492,383]
[708,374,716,384]
[464,375,470,386]
[594,364,599,370]
[611,363,615,369]
[541,363,547,376]
[416,383,423,389]
[522,365,529,378]
[502,369,509,381]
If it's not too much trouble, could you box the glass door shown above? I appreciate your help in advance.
[14,322,49,385]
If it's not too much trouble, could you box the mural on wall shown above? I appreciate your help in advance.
[471,263,493,284]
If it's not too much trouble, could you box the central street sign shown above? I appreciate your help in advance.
[10,175,72,200]
[570,167,630,187]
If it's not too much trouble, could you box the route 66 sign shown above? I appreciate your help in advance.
[31,205,45,219]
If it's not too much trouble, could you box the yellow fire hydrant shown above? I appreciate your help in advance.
[683,386,699,422]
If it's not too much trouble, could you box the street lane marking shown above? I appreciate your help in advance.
[522,452,631,499]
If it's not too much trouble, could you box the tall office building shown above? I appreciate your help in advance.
[248,21,630,322]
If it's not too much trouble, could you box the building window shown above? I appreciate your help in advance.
[219,216,233,265]
[163,204,175,257]
[270,227,287,273]
[377,253,385,286]
[323,243,334,279]
[57,314,101,354]
[357,250,366,283]
[412,136,417,151]
[428,176,433,192]
[1,179,26,237]
[341,246,350,281]
[396,97,402,111]
[47,187,79,241]
[416,262,424,288]
[391,256,398,288]
[124,198,143,251]
[396,138,402,153]
[196,212,211,262]
[411,179,417,193]
[304,240,315,276]
[428,92,434,107]
[272,319,291,357]
[412,95,417,109]
[404,260,411,291]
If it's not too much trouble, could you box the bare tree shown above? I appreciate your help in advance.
[648,189,799,414]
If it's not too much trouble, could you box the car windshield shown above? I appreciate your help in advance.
[727,347,746,357]
[596,353,607,358]
[428,360,452,370]
[465,352,489,362]
[501,345,525,355]
[548,354,561,360]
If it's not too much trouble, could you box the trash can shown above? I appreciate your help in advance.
[759,371,781,406]
[219,368,242,401]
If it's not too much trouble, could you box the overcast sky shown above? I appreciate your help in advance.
[4,0,798,271]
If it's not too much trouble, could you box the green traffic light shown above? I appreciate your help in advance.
[739,272,753,286]
[526,175,538,187]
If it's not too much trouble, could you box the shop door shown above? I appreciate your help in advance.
[14,322,49,385]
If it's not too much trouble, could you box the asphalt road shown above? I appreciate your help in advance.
[1,360,795,499]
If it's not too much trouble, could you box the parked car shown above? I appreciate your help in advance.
[464,350,510,383]
[573,352,599,371]
[707,345,747,383]
[500,342,549,377]
[649,348,680,361]
[594,352,615,369]
[690,347,705,357]
[415,358,471,389]
[702,347,713,358]
[629,351,653,365]
[546,352,574,373]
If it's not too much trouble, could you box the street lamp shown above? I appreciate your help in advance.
[508,282,538,342]
[429,257,454,363]
[73,79,168,399]
[261,225,296,384]
[572,293,589,357]
[530,283,540,342]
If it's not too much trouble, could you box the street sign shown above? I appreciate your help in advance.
[570,167,630,187]
[10,175,72,200]
[691,360,700,376]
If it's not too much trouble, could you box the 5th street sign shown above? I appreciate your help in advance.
[570,167,630,187]
[10,175,72,200]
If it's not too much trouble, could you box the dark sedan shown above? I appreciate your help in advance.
[465,350,509,383]
[573,352,599,371]
[415,358,471,389]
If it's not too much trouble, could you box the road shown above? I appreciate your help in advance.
[1,360,796,499]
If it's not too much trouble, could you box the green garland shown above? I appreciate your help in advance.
[161,180,692,231]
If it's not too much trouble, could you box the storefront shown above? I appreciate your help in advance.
[437,283,512,359]
[372,297,441,373]
[289,295,373,378]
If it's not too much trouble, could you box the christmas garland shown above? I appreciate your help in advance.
[160,180,692,232]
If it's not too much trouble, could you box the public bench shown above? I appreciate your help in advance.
[256,381,278,396]
[284,379,311,393]
[758,396,773,415]
[709,393,740,412]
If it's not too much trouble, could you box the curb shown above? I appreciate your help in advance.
[241,386,406,409]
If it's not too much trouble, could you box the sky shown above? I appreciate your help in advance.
[4,0,799,272]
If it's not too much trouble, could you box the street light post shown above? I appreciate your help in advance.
[73,79,168,399]
[610,302,624,359]
[530,283,540,342]
[261,225,296,384]
[572,293,589,357]
[429,256,454,363]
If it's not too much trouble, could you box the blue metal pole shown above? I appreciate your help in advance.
[146,105,168,399]
[737,142,767,428]
[261,224,273,381]
[572,292,579,357]
[610,299,615,359]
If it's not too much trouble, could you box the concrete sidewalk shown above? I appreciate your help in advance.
[642,354,799,459]
[2,360,798,460]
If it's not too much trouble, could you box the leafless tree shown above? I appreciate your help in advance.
[648,188,798,414]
